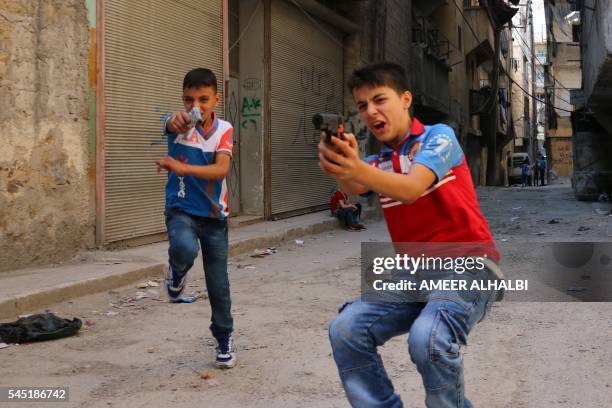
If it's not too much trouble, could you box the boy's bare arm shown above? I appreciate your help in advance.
[354,163,435,204]
[337,179,369,196]
[156,153,231,180]
[320,135,435,204]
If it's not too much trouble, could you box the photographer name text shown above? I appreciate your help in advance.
[372,279,528,291]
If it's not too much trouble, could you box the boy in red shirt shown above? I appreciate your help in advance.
[330,189,365,231]
[319,61,500,407]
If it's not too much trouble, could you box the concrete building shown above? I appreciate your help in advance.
[0,0,519,271]
[0,0,94,271]
[510,1,546,168]
[510,3,534,156]
[1,0,230,271]
[570,0,612,199]
[534,39,547,156]
[544,0,580,178]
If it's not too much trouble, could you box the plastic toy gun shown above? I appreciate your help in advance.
[188,107,203,128]
[312,113,345,145]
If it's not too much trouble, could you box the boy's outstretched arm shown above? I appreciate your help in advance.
[156,153,231,180]
[319,134,436,204]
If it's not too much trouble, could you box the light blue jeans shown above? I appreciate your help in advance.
[329,269,497,408]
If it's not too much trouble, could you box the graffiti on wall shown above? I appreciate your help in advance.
[240,96,261,131]
[345,109,369,141]
[292,65,337,146]
[227,85,240,196]
[551,139,573,177]
[149,112,170,147]
[243,78,262,91]
[552,140,573,164]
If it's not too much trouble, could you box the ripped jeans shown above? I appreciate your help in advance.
[328,269,497,408]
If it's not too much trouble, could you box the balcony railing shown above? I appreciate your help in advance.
[412,16,451,61]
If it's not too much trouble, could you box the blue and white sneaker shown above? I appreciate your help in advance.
[215,335,236,369]
[165,265,186,302]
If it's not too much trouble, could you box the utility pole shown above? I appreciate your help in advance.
[529,0,538,162]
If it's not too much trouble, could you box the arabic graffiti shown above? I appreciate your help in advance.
[241,96,261,130]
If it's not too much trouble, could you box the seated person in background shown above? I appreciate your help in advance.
[330,188,365,231]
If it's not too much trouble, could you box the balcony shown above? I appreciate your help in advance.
[410,43,450,116]
[464,7,495,65]
[410,16,451,117]
[582,0,612,107]
[552,42,581,68]
[470,86,492,115]
[413,0,446,16]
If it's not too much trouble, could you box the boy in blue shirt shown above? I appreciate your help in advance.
[155,68,236,368]
[521,160,529,187]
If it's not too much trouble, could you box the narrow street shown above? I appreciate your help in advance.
[2,183,611,408]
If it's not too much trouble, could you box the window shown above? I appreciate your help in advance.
[464,0,480,8]
[572,25,580,42]
[458,26,462,51]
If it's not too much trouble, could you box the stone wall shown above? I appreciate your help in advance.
[0,0,93,272]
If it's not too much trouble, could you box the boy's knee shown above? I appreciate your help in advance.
[169,239,199,264]
[329,314,348,348]
[329,307,360,350]
[408,321,433,366]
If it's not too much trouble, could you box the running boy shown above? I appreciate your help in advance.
[319,61,499,407]
[155,68,236,368]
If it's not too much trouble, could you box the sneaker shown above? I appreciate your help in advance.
[165,265,186,302]
[215,335,236,369]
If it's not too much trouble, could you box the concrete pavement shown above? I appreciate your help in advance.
[0,207,381,320]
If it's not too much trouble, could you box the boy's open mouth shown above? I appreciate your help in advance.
[372,120,387,131]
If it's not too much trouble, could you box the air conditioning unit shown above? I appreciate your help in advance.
[564,11,581,25]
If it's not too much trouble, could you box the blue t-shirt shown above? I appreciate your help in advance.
[163,112,233,219]
[364,122,463,183]
[521,163,529,175]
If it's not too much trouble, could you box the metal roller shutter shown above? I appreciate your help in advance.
[270,0,343,216]
[103,0,224,244]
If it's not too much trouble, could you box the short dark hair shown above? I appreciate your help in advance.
[347,61,410,95]
[183,68,218,92]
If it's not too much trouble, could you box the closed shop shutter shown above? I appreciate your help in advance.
[270,0,343,216]
[103,0,224,244]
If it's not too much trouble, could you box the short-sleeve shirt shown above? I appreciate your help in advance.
[330,190,348,215]
[522,163,529,175]
[363,118,497,258]
[163,112,233,219]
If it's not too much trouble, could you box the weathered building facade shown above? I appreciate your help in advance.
[510,0,546,174]
[1,0,520,272]
[569,0,612,199]
[544,0,580,179]
[0,1,94,271]
[510,4,532,155]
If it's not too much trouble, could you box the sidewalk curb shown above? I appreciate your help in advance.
[229,207,380,255]
[0,264,164,320]
[0,208,381,319]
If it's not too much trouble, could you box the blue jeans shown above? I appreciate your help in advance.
[336,203,362,228]
[329,270,497,408]
[165,208,233,339]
